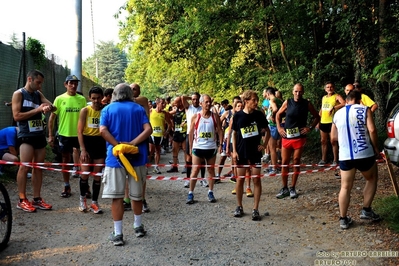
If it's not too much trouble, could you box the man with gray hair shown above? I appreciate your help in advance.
[100,83,152,246]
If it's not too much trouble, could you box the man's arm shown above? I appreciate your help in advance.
[47,112,57,146]
[180,95,191,110]
[100,125,119,147]
[130,123,152,146]
[11,90,49,122]
[276,100,287,138]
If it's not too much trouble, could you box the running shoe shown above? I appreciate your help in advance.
[360,209,381,221]
[17,199,36,212]
[339,216,353,230]
[79,197,88,212]
[153,166,161,175]
[214,174,221,184]
[261,154,270,163]
[72,166,80,178]
[208,191,216,203]
[166,167,178,173]
[318,160,326,166]
[32,197,52,210]
[184,180,190,188]
[276,187,289,199]
[109,232,124,246]
[181,167,187,174]
[233,206,244,218]
[160,148,166,155]
[60,186,72,198]
[200,179,209,187]
[142,199,150,213]
[90,202,103,214]
[134,224,147,237]
[229,177,237,183]
[231,189,236,195]
[331,161,338,167]
[123,200,131,211]
[246,188,254,197]
[252,209,261,221]
[289,187,298,199]
[220,151,227,157]
[186,193,194,204]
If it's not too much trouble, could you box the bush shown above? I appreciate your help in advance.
[374,195,399,233]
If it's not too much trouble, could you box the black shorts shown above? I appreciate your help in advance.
[319,123,332,133]
[192,148,217,160]
[173,132,186,143]
[236,155,262,168]
[58,136,80,154]
[339,156,375,172]
[18,135,47,150]
[149,136,163,146]
[83,135,106,160]
[0,149,10,160]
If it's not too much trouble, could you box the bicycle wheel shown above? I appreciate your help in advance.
[0,182,12,251]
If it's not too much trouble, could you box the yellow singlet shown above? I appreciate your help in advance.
[150,110,166,137]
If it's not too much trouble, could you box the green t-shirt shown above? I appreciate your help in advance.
[53,93,87,137]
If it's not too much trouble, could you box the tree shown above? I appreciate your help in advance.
[83,41,128,88]
[26,37,46,68]
[7,33,22,49]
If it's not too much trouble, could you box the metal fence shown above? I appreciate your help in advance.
[0,42,97,129]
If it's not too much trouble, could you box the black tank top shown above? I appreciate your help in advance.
[284,98,309,138]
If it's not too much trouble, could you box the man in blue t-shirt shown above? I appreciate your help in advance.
[0,127,19,173]
[100,83,152,246]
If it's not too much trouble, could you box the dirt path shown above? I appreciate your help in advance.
[0,152,398,265]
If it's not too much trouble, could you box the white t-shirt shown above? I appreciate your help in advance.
[186,105,202,133]
[333,104,374,161]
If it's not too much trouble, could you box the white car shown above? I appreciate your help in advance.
[384,103,399,166]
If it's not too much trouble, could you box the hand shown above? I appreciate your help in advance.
[277,127,286,138]
[80,150,90,163]
[48,136,54,147]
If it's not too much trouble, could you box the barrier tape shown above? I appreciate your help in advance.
[0,158,385,180]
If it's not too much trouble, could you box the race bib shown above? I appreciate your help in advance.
[175,124,182,132]
[286,127,300,138]
[88,116,100,128]
[153,126,162,134]
[28,119,43,132]
[199,131,213,139]
[240,124,259,139]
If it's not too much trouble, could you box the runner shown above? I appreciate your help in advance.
[77,86,106,214]
[48,75,87,198]
[11,70,55,212]
[186,94,223,204]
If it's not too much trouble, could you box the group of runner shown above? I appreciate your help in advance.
[4,69,381,244]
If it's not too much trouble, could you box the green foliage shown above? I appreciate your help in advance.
[83,41,128,88]
[26,37,46,68]
[374,195,399,233]
[118,0,399,108]
[372,53,399,106]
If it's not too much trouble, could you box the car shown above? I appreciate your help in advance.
[384,102,399,166]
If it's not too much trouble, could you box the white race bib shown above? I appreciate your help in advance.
[286,127,300,138]
[28,119,43,132]
[240,124,259,139]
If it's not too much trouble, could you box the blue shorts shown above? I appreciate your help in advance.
[269,125,280,140]
[339,156,375,172]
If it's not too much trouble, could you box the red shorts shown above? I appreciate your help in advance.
[282,138,306,150]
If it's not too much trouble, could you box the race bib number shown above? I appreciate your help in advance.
[88,117,100,128]
[322,102,332,111]
[286,127,300,138]
[199,131,213,139]
[240,124,259,139]
[175,124,182,132]
[153,126,162,134]
[28,119,43,132]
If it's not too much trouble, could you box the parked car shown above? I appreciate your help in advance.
[384,102,399,166]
